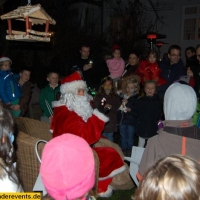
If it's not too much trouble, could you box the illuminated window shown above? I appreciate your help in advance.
[182,4,200,40]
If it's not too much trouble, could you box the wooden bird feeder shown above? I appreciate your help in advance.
[0,4,56,42]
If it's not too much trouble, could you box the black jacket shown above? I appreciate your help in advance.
[186,55,200,97]
[131,94,162,138]
[117,93,139,126]
[71,57,99,89]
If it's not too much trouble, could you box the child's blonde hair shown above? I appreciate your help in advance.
[147,49,158,60]
[126,78,139,92]
[134,155,200,200]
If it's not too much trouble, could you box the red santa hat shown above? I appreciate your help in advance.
[40,133,95,200]
[60,71,87,94]
[0,56,12,64]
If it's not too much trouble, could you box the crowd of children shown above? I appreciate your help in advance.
[1,44,200,200]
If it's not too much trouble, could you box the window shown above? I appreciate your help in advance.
[182,4,200,41]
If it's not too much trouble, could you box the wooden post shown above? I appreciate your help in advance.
[7,19,12,36]
[45,20,49,38]
[29,22,32,30]
[25,17,29,34]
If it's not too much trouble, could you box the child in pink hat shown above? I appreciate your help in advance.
[40,133,96,200]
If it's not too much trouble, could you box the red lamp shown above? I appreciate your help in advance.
[156,42,163,47]
[147,34,157,39]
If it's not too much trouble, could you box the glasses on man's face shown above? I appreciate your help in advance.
[197,55,200,58]
[170,54,181,57]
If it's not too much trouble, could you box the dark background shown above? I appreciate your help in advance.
[0,0,155,88]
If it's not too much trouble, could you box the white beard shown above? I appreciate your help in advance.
[60,93,93,122]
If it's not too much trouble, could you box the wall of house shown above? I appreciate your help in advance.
[68,0,200,63]
[140,0,200,62]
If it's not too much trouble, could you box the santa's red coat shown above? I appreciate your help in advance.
[51,105,125,195]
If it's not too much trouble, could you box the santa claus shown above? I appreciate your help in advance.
[50,72,132,197]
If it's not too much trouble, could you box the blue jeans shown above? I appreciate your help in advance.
[102,132,113,142]
[119,124,135,150]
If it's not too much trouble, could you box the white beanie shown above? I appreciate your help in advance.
[0,57,12,65]
[164,83,197,120]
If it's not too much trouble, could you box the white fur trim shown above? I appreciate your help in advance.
[60,80,87,94]
[98,165,126,181]
[98,185,113,198]
[52,100,65,108]
[93,109,109,123]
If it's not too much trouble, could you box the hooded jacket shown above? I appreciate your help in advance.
[0,69,21,104]
[137,83,199,180]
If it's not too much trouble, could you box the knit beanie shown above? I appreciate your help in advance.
[164,83,197,120]
[0,56,12,65]
[40,134,95,200]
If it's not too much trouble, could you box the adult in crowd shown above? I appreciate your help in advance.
[157,45,185,98]
[185,46,199,97]
[118,51,141,94]
[18,68,33,116]
[137,83,200,181]
[40,134,96,200]
[185,46,197,62]
[196,44,200,64]
[50,72,133,197]
[134,155,200,200]
[71,43,99,89]
[0,102,23,192]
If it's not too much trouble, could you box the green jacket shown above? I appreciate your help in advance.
[39,84,60,117]
[193,101,200,125]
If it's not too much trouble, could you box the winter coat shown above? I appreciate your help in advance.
[132,94,162,138]
[94,93,121,133]
[0,69,21,104]
[186,56,200,97]
[106,58,125,78]
[137,119,200,180]
[157,59,186,97]
[136,60,166,86]
[71,57,99,88]
[117,93,139,126]
[39,84,60,117]
[19,81,34,116]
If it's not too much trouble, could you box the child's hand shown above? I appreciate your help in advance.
[83,64,92,71]
[125,107,131,112]
[123,99,128,104]
[10,104,20,110]
[187,68,193,77]
[104,104,112,109]
[49,116,53,124]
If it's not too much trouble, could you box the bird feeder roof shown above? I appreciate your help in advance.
[0,4,56,25]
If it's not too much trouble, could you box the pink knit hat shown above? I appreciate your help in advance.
[40,134,95,200]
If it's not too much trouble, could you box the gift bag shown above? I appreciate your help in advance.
[33,140,47,196]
